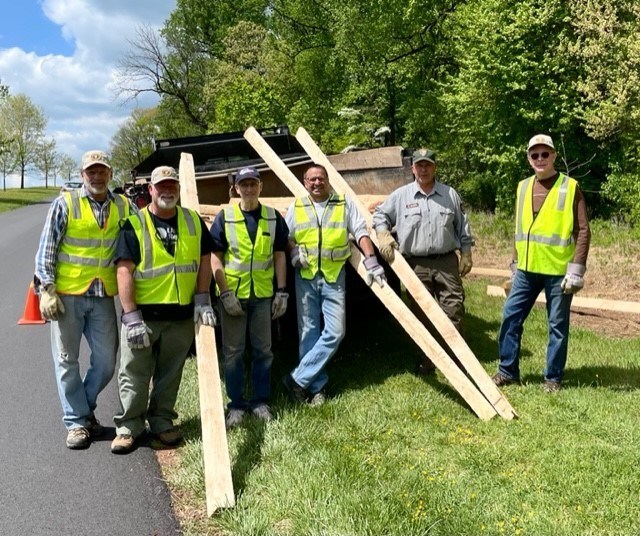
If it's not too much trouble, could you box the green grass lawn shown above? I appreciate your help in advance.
[0,187,56,213]
[165,279,640,536]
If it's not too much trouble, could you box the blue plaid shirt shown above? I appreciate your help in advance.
[34,186,134,297]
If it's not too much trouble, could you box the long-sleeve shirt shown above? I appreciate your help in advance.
[34,187,133,297]
[372,180,474,257]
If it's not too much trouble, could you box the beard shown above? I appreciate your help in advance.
[85,182,108,197]
[156,195,178,210]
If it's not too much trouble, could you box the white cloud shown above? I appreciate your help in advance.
[0,0,175,187]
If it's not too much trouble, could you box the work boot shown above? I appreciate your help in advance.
[543,380,561,393]
[308,390,327,407]
[87,415,104,438]
[492,372,520,387]
[66,427,91,450]
[111,434,135,454]
[251,404,273,422]
[157,428,183,446]
[225,409,246,430]
[282,374,308,404]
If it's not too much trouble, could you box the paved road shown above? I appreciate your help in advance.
[0,202,180,535]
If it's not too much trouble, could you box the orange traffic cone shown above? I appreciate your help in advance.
[18,282,46,325]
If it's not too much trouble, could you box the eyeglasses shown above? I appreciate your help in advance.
[529,151,550,160]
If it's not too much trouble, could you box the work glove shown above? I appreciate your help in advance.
[376,229,399,263]
[363,256,386,287]
[220,290,244,316]
[291,245,310,269]
[193,292,216,326]
[502,261,518,295]
[39,284,65,321]
[561,262,586,295]
[459,251,473,277]
[271,290,289,320]
[122,310,152,349]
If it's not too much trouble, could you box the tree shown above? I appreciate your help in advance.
[34,138,57,188]
[0,94,47,189]
[57,155,78,184]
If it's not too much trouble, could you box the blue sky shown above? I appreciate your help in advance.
[0,0,176,187]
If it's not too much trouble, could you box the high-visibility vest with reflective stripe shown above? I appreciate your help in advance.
[293,194,350,283]
[56,191,129,296]
[515,173,577,275]
[223,204,277,299]
[129,207,201,305]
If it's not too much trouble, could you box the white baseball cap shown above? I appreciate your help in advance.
[527,134,555,151]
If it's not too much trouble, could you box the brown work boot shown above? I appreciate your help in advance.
[111,434,135,454]
[66,427,91,450]
[156,428,183,446]
[492,372,519,387]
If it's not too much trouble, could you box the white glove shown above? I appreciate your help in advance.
[220,290,244,316]
[363,256,386,287]
[194,292,216,326]
[376,229,399,263]
[122,310,152,349]
[459,251,473,277]
[291,245,310,269]
[271,290,289,319]
[39,284,65,321]
[561,262,586,294]
[502,260,517,294]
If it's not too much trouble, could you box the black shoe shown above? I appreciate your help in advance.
[282,374,308,403]
[87,415,105,438]
[415,359,436,376]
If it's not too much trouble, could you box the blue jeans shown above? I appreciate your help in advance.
[292,269,346,395]
[50,295,118,430]
[497,270,573,383]
[220,297,273,410]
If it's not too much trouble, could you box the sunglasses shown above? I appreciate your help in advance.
[529,151,551,160]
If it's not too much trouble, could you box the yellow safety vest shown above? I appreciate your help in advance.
[222,204,277,299]
[129,207,201,305]
[515,173,577,275]
[56,191,129,296]
[293,194,350,283]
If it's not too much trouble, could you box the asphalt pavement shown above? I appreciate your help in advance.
[0,201,181,535]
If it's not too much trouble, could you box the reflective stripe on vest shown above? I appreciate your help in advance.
[293,194,349,283]
[130,207,201,305]
[56,191,129,296]
[515,173,576,275]
[223,204,276,299]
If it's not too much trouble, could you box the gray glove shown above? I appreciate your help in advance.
[194,292,216,326]
[561,262,586,294]
[502,260,517,294]
[271,290,289,319]
[122,310,152,349]
[220,290,244,316]
[363,256,386,287]
[291,245,310,269]
[39,284,65,321]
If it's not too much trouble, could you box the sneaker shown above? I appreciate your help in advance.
[225,409,246,430]
[66,427,91,450]
[251,404,273,422]
[111,434,135,454]
[157,428,183,446]
[492,372,519,387]
[543,380,562,393]
[308,391,327,406]
[282,374,308,404]
[87,415,104,438]
[415,359,436,376]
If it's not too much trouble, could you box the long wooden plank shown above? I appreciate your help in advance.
[294,127,517,420]
[179,152,235,514]
[243,127,496,421]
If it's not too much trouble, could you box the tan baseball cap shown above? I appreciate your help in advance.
[151,166,179,184]
[81,150,111,170]
[527,134,555,151]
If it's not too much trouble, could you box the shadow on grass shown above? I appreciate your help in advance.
[521,365,640,391]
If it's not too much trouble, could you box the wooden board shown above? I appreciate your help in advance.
[179,152,235,514]
[294,127,517,420]
[487,285,640,314]
[243,127,497,421]
[328,146,404,171]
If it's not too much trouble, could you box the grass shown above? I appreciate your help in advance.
[0,187,56,213]
[163,277,640,536]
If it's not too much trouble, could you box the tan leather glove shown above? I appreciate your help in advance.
[39,284,65,321]
[376,229,399,263]
[459,251,473,277]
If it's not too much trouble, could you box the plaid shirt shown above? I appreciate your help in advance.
[34,186,133,297]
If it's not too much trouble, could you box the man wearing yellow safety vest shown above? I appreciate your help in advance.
[110,166,215,454]
[35,150,133,449]
[282,164,386,405]
[493,134,591,393]
[210,167,289,429]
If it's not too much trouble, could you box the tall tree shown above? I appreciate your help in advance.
[57,155,78,184]
[35,138,57,188]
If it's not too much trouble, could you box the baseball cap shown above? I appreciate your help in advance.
[527,134,555,151]
[81,150,111,171]
[412,148,436,164]
[235,166,260,183]
[151,166,179,184]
